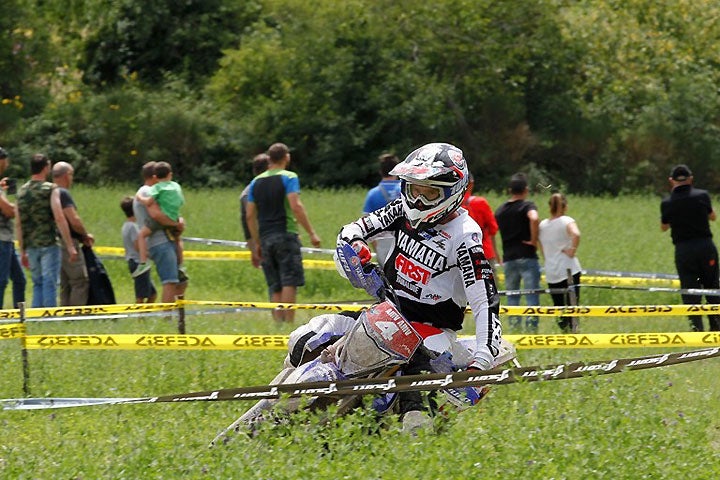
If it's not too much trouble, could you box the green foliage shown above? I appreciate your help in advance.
[558,0,720,193]
[4,0,720,194]
[0,1,56,133]
[81,0,261,88]
[7,81,251,187]
[207,0,579,188]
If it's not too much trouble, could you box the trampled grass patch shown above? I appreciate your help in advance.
[2,187,720,478]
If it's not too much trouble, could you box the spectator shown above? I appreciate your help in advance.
[133,161,185,279]
[133,162,187,303]
[495,173,540,332]
[661,164,720,331]
[0,147,26,308]
[246,142,321,322]
[15,154,77,307]
[240,154,269,268]
[463,172,499,268]
[52,162,93,306]
[120,196,157,303]
[538,192,582,333]
[362,153,401,265]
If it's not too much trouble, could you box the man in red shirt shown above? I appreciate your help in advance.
[463,173,499,267]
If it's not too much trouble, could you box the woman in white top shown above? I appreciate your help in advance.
[538,192,582,332]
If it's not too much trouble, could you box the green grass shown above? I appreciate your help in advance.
[2,187,720,479]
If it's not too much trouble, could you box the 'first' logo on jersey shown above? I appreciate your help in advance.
[395,253,431,284]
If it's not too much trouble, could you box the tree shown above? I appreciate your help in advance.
[81,0,261,88]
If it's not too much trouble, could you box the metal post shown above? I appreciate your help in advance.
[176,295,185,334]
[19,302,30,396]
[566,268,578,333]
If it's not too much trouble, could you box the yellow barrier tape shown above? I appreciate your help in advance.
[95,246,252,261]
[93,246,125,257]
[499,304,720,317]
[0,299,713,319]
[494,271,679,288]
[500,332,720,349]
[21,332,720,350]
[581,275,679,288]
[93,246,682,284]
[179,300,716,317]
[0,302,177,319]
[25,334,288,350]
[93,246,334,268]
[0,323,25,340]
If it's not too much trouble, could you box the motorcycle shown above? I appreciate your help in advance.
[210,242,518,446]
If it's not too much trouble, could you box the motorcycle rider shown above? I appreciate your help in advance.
[286,142,503,432]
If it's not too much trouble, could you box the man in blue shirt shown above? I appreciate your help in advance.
[362,153,401,265]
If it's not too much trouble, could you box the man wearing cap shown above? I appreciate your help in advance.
[0,147,26,308]
[661,164,720,331]
[495,172,541,333]
[245,142,321,322]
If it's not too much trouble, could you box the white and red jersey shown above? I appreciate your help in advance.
[339,199,502,369]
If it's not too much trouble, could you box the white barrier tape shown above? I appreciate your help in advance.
[182,236,336,256]
[3,347,718,410]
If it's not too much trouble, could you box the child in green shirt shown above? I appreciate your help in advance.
[133,161,186,279]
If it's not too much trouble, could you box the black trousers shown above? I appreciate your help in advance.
[675,238,720,332]
[398,348,433,414]
[548,272,581,333]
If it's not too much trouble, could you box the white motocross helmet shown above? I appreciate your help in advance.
[390,143,469,231]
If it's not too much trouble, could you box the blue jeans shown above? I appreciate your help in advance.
[149,240,178,284]
[0,240,26,308]
[504,257,541,331]
[27,245,61,307]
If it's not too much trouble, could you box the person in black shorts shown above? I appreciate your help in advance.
[245,142,321,322]
[661,164,720,331]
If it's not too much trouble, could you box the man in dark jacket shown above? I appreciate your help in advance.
[661,164,720,331]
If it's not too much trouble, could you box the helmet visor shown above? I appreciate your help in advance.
[406,183,445,209]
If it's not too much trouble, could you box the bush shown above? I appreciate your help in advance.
[5,80,254,187]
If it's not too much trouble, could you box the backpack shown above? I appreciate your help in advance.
[82,245,116,305]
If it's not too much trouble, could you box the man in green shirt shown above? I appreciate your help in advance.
[15,153,77,307]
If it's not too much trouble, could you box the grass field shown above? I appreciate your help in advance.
[2,186,720,479]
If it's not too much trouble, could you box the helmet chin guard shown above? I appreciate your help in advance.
[390,143,469,231]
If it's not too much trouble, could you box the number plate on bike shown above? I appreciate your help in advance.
[364,300,422,361]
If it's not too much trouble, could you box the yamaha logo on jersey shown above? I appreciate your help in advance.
[373,202,403,229]
[396,230,447,271]
[457,242,488,288]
